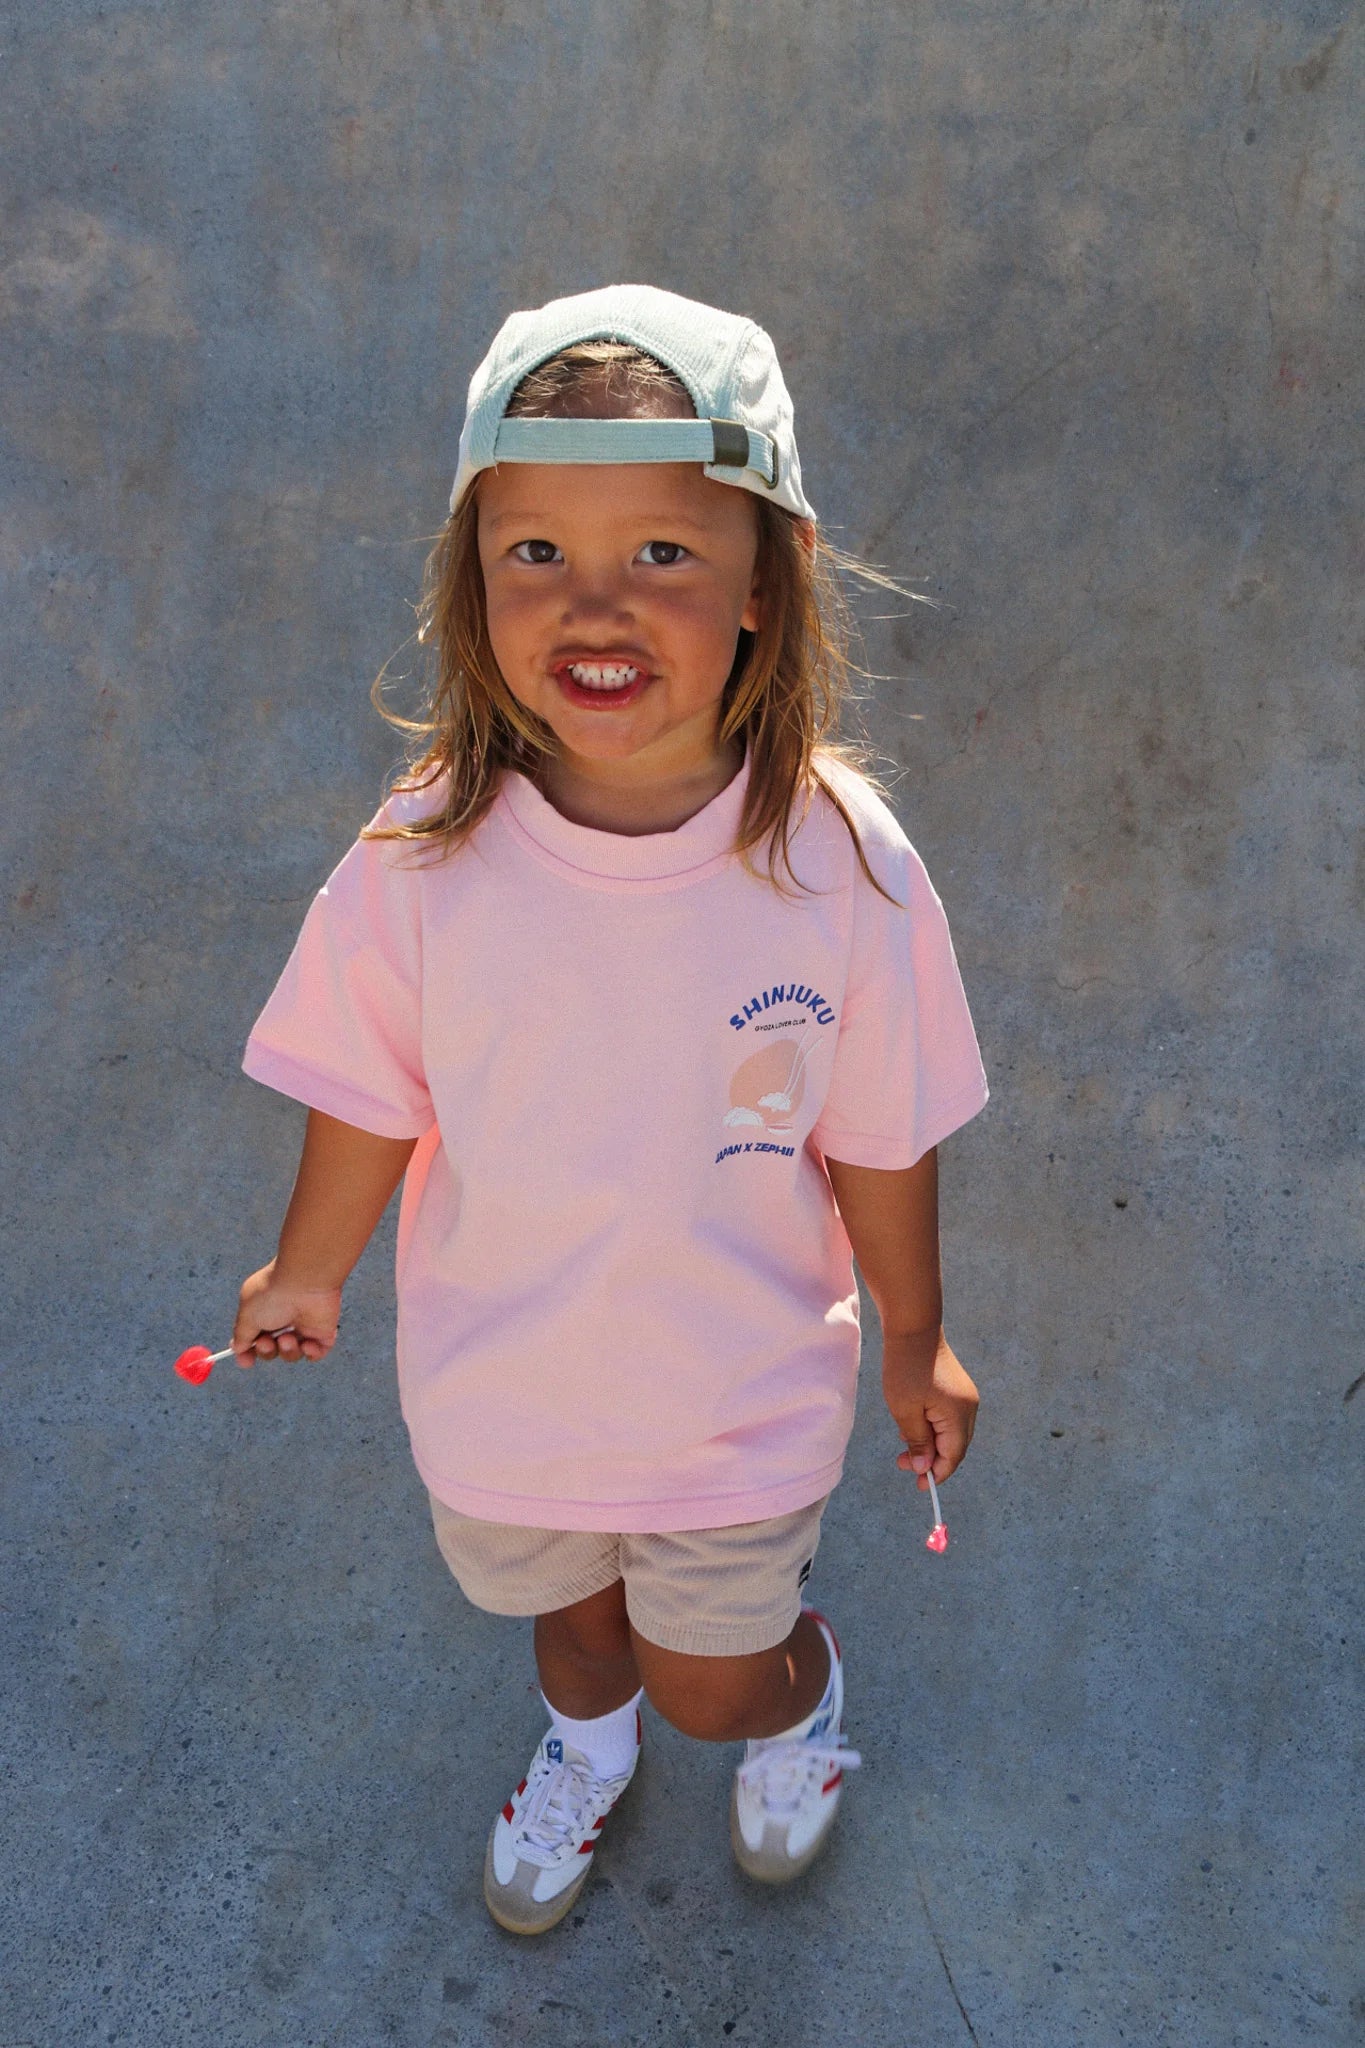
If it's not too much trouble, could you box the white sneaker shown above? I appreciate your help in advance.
[730,1609,860,1883]
[483,1720,640,1935]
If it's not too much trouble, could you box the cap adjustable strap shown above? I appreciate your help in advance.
[491,416,780,488]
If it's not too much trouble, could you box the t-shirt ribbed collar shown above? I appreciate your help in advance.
[502,749,750,883]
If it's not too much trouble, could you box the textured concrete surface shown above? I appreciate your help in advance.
[3,3,1362,2043]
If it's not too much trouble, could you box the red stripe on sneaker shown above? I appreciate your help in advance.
[517,1779,527,1795]
[822,1770,843,1793]
[577,1840,596,1854]
[501,1801,515,1822]
[805,1607,842,1660]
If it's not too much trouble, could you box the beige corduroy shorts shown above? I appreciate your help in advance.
[427,1492,830,1657]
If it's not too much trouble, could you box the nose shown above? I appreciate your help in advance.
[559,561,634,629]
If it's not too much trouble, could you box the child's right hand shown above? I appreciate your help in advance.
[232,1259,342,1366]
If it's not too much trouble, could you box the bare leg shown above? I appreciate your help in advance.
[533,1579,643,1717]
[630,1610,830,1743]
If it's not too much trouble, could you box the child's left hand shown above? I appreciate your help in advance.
[881,1328,979,1488]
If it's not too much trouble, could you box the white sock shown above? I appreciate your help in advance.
[542,1687,644,1779]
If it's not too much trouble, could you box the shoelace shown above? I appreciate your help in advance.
[736,1737,862,1815]
[513,1755,624,1863]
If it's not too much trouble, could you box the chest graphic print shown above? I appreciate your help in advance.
[716,982,838,1164]
[725,1025,816,1135]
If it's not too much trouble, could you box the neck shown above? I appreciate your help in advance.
[534,737,744,837]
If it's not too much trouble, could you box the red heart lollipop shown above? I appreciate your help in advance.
[924,1471,950,1554]
[174,1344,216,1385]
[173,1329,294,1385]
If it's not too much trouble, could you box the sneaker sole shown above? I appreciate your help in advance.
[728,1779,840,1884]
[730,1607,845,1884]
[481,1753,640,1935]
[482,1826,594,1935]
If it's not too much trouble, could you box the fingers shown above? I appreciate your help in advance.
[229,1313,294,1365]
[884,1335,979,1492]
[230,1320,263,1367]
[924,1408,975,1484]
[895,1408,974,1487]
[241,1326,331,1365]
[894,1401,936,1487]
[231,1262,342,1370]
[268,1329,330,1363]
[232,1331,330,1366]
[231,1302,336,1367]
[230,1326,286,1367]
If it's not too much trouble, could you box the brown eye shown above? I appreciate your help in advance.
[639,541,687,566]
[513,540,560,564]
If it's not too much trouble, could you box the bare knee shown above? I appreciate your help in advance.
[536,1579,633,1666]
[633,1636,782,1743]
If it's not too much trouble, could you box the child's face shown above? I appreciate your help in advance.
[476,456,762,784]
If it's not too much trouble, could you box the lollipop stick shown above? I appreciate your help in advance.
[924,1469,949,1552]
[217,1325,296,1364]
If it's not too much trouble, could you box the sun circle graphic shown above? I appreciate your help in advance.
[725,1038,808,1134]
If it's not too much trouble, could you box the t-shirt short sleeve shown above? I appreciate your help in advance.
[809,813,988,1172]
[242,811,435,1141]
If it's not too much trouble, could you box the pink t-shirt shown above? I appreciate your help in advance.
[243,749,988,1530]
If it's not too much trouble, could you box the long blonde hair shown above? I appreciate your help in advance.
[367,342,911,906]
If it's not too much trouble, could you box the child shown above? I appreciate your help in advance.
[234,284,989,1936]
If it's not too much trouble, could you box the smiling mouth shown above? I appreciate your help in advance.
[552,659,652,708]
[563,661,643,691]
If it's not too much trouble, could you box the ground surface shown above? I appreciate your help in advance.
[3,2,1361,2042]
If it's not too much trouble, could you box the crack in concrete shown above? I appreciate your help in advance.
[1052,972,1134,994]
[866,313,1130,558]
[899,646,1076,781]
[1218,139,1257,263]
[1217,136,1275,355]
[1219,136,1285,360]
[960,315,1130,451]
[911,1848,981,2045]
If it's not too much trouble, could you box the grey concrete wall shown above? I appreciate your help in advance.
[3,3,1361,2043]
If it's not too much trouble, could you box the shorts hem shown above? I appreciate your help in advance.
[624,1596,802,1658]
[444,1556,624,1619]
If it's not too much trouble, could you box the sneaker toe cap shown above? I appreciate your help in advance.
[735,1785,767,1854]
[787,1786,839,1860]
[490,1812,523,1887]
[530,1854,589,1905]
[490,1815,586,1902]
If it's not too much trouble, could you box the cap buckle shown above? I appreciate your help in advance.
[709,418,780,491]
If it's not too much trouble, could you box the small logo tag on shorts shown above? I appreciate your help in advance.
[797,1557,813,1589]
[546,1738,564,1762]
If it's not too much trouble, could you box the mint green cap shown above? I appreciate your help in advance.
[449,283,815,522]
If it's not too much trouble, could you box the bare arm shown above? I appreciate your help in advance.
[232,1108,418,1365]
[824,1147,979,1488]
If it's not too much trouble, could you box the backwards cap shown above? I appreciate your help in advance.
[449,283,815,522]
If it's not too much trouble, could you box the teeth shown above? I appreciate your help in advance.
[567,662,641,690]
